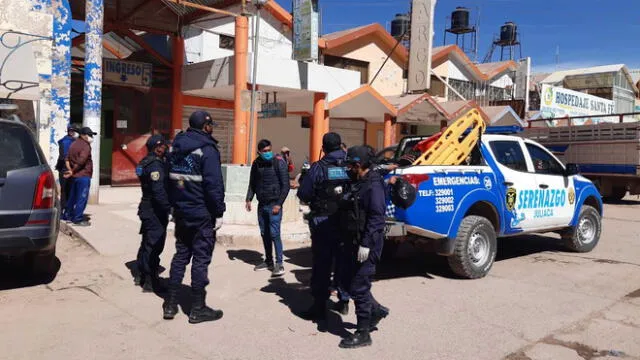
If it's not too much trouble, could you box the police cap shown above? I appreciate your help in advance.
[189,110,215,130]
[146,134,166,151]
[345,145,374,168]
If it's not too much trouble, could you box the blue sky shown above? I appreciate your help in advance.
[283,0,640,73]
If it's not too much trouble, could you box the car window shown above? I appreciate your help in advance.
[0,122,41,177]
[526,143,565,176]
[489,140,528,172]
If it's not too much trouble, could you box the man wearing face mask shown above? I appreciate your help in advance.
[297,132,352,320]
[134,134,171,293]
[246,139,290,277]
[163,111,226,324]
[338,145,389,349]
[56,125,79,221]
[64,126,97,227]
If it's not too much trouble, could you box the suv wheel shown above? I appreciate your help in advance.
[448,216,497,279]
[26,248,56,278]
[563,205,601,253]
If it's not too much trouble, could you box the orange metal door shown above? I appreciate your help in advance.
[111,88,171,186]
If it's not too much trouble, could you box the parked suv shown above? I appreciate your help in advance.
[0,111,59,275]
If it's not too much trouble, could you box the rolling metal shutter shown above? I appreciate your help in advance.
[330,119,366,148]
[182,106,234,163]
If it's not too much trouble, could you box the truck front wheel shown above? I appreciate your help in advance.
[448,216,497,279]
[562,205,601,253]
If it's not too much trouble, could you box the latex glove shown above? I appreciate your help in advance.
[213,217,223,231]
[168,213,174,223]
[357,246,370,263]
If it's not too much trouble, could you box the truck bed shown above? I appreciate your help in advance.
[522,122,640,175]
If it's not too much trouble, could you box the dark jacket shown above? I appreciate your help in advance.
[355,170,386,255]
[168,129,226,221]
[137,153,171,214]
[66,138,93,178]
[297,149,346,205]
[246,155,290,206]
[55,135,75,172]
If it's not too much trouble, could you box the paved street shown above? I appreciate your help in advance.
[1,198,639,360]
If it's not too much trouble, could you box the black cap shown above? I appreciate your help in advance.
[79,127,97,137]
[346,145,373,167]
[322,132,342,153]
[189,110,214,129]
[146,134,166,151]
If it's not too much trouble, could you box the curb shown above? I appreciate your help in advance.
[59,221,100,254]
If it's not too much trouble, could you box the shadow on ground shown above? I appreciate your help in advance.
[0,256,61,291]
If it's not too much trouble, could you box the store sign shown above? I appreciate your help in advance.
[103,59,152,88]
[259,102,287,118]
[293,0,319,61]
[540,84,615,125]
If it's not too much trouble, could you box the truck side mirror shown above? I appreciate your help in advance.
[565,163,580,176]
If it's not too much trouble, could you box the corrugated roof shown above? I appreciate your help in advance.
[541,64,626,84]
[160,0,229,17]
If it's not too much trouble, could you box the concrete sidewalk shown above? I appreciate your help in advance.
[61,186,310,257]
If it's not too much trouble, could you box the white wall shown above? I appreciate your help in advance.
[491,73,514,88]
[447,60,470,82]
[258,115,310,175]
[341,42,404,96]
[184,4,293,64]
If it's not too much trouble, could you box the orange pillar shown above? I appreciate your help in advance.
[310,93,326,162]
[171,35,184,137]
[247,83,259,163]
[383,113,393,147]
[233,16,249,164]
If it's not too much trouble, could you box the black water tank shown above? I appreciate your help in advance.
[391,13,410,38]
[451,7,470,32]
[500,21,517,44]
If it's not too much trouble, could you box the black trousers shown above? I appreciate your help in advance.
[136,208,169,277]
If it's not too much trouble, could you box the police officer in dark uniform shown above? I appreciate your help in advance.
[162,111,226,324]
[135,134,171,293]
[339,145,389,349]
[297,132,351,320]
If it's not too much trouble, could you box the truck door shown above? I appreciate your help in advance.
[487,138,544,233]
[524,142,576,228]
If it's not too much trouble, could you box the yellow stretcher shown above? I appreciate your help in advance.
[412,108,486,166]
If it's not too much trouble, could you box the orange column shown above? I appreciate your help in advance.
[383,113,393,147]
[171,35,184,138]
[233,16,249,164]
[310,93,326,162]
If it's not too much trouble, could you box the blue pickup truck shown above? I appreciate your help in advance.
[386,127,603,279]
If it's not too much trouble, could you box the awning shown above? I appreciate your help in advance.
[329,85,397,122]
[0,30,41,100]
[387,93,491,125]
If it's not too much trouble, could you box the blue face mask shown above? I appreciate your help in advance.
[261,151,274,161]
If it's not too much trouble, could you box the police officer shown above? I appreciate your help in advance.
[339,145,389,349]
[297,132,351,320]
[134,134,171,293]
[163,111,225,324]
[56,125,79,220]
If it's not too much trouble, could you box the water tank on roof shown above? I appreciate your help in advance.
[451,7,470,32]
[391,13,410,39]
[499,22,517,45]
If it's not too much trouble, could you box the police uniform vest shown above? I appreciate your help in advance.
[311,158,351,216]
[136,154,166,207]
[339,182,367,238]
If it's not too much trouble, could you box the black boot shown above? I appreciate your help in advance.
[299,301,326,321]
[189,289,223,324]
[370,305,390,331]
[332,300,349,315]
[142,275,167,293]
[162,285,179,320]
[339,329,372,349]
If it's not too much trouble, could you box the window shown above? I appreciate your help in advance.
[489,140,527,172]
[219,34,235,50]
[525,143,565,176]
[323,55,369,84]
[0,123,41,177]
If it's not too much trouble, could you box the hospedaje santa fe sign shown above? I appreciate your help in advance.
[540,84,614,125]
[103,59,152,88]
